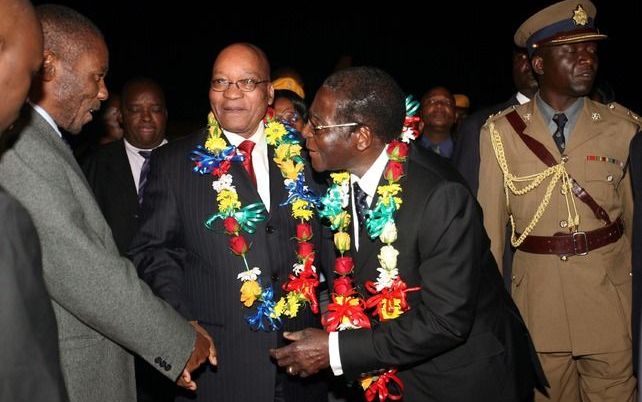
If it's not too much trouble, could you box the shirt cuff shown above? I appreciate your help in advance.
[329,331,343,376]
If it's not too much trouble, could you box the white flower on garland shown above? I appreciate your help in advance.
[212,174,235,192]
[400,127,415,143]
[292,262,317,275]
[237,267,262,281]
[374,266,399,291]
[378,245,399,270]
[379,221,398,243]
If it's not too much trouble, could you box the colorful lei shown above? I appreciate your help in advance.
[319,96,422,401]
[189,110,319,331]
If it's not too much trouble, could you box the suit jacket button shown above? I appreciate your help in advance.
[165,364,172,371]
[266,225,276,233]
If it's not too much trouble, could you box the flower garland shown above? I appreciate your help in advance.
[319,96,422,401]
[189,110,319,331]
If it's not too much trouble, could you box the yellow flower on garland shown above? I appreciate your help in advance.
[379,298,403,320]
[331,172,350,184]
[377,183,401,199]
[360,376,375,390]
[329,211,351,231]
[265,122,288,145]
[292,199,313,221]
[274,143,302,164]
[240,280,262,307]
[278,159,305,180]
[334,232,351,253]
[217,189,241,212]
[205,136,227,153]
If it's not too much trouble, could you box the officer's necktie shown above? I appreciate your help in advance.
[138,150,152,206]
[237,140,257,189]
[552,113,568,153]
[352,181,369,228]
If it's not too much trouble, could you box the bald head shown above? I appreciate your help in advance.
[0,0,42,134]
[214,43,270,79]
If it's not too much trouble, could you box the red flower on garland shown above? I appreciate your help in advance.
[229,235,249,256]
[223,217,240,234]
[386,140,409,160]
[296,223,313,241]
[333,276,354,296]
[297,241,314,258]
[334,256,354,275]
[383,161,404,182]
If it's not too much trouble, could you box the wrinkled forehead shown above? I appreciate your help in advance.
[212,45,269,78]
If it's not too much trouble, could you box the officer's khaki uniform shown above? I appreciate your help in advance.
[479,98,638,401]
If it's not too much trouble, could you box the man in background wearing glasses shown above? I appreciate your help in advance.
[129,42,328,402]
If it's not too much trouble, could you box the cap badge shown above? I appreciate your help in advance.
[573,5,588,26]
[591,112,601,121]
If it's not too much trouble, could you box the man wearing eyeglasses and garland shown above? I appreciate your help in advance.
[269,66,546,401]
[129,43,328,402]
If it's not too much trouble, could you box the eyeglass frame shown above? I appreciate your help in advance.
[310,122,360,131]
[210,78,269,92]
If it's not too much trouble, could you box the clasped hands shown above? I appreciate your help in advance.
[177,321,217,391]
[269,328,329,377]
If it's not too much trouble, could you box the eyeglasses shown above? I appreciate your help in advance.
[211,78,269,92]
[311,122,359,131]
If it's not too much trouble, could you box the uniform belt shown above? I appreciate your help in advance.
[515,217,623,256]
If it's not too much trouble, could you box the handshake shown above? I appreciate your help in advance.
[177,321,217,391]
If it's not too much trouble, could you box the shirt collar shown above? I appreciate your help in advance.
[535,93,584,126]
[516,92,531,105]
[29,102,62,138]
[124,138,168,154]
[350,147,389,198]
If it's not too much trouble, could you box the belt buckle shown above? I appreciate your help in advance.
[572,231,588,256]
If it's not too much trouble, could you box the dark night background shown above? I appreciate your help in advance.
[31,0,641,139]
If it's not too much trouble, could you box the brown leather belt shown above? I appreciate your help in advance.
[516,217,624,256]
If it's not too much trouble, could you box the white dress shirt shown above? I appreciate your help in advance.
[124,138,168,192]
[223,124,271,211]
[329,147,389,376]
[516,91,531,105]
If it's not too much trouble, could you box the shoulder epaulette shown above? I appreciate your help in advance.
[604,102,642,129]
[483,105,519,128]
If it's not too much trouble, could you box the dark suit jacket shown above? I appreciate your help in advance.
[129,129,328,402]
[336,144,545,402]
[82,139,139,255]
[452,95,518,195]
[0,188,69,402]
[629,132,642,374]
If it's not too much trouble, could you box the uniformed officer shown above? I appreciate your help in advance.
[478,0,641,401]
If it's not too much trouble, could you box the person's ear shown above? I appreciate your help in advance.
[41,50,57,82]
[116,108,123,125]
[354,124,373,152]
[531,54,544,77]
[267,82,274,105]
[418,120,424,133]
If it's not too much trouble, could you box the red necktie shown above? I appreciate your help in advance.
[237,140,257,188]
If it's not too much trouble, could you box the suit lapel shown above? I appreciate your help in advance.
[267,144,287,217]
[113,140,138,202]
